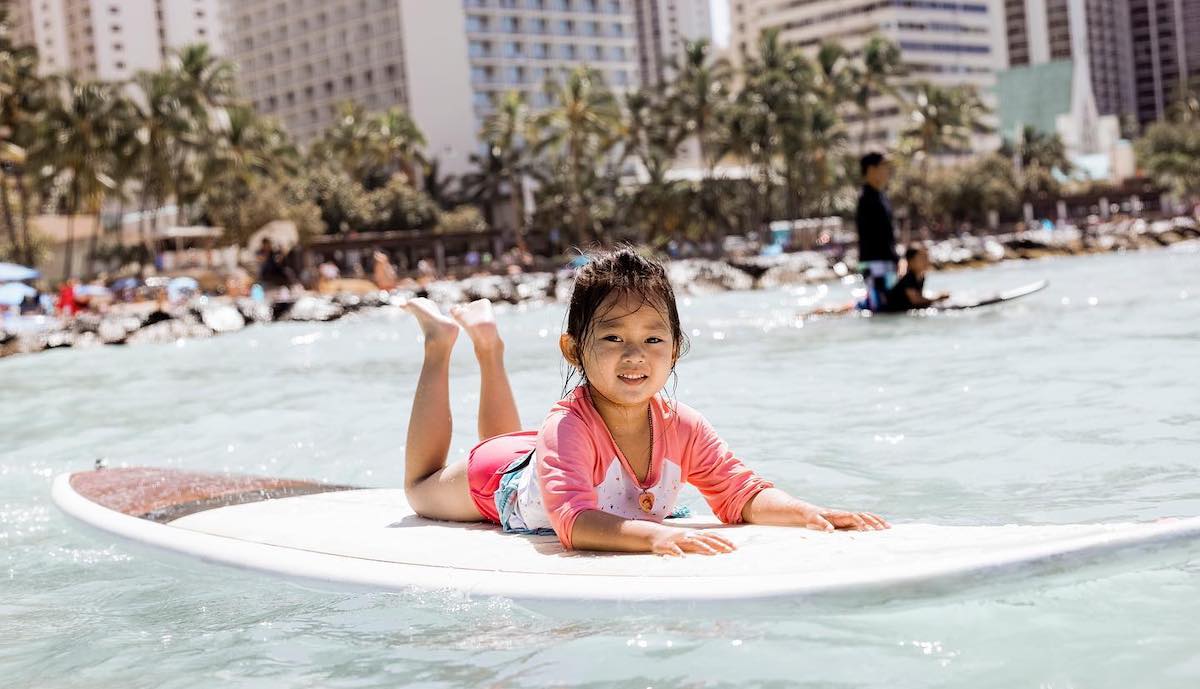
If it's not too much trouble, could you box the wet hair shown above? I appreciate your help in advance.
[860,151,886,177]
[563,247,689,392]
[904,244,928,261]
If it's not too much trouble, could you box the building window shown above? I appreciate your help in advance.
[115,61,126,70]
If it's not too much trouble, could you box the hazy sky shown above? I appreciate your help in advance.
[710,0,730,48]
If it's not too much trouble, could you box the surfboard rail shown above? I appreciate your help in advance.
[51,469,1200,603]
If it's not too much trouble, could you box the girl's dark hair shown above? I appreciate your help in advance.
[563,247,689,390]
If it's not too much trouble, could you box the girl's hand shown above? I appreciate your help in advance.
[650,528,737,557]
[801,505,890,532]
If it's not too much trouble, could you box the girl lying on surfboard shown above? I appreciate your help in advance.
[400,248,888,556]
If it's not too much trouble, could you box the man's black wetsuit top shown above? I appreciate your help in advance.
[855,184,899,263]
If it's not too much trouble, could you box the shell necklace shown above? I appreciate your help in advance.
[638,406,655,513]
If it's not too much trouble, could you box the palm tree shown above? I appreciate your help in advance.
[0,36,49,265]
[622,88,687,244]
[853,35,905,153]
[532,67,622,245]
[169,44,237,221]
[130,69,194,255]
[460,145,506,231]
[899,82,991,160]
[670,39,731,242]
[723,29,801,228]
[370,106,427,183]
[480,90,532,247]
[313,102,426,187]
[203,105,296,188]
[898,82,992,234]
[172,43,235,116]
[34,78,121,280]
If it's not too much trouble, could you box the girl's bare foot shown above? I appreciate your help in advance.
[401,298,459,348]
[450,299,503,355]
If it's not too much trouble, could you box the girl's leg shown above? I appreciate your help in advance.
[401,298,484,522]
[451,299,522,441]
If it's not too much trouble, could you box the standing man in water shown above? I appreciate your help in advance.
[855,152,899,311]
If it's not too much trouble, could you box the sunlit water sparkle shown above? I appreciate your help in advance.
[3,247,1199,688]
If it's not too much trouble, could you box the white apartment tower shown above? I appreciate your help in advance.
[462,0,641,121]
[222,1,643,171]
[220,0,478,174]
[729,0,1008,150]
[633,0,713,86]
[6,0,224,80]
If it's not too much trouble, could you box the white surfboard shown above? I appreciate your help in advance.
[52,467,1200,603]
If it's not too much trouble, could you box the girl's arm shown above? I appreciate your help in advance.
[570,509,737,556]
[741,487,889,531]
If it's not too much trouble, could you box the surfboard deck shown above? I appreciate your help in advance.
[930,279,1049,311]
[52,467,1200,603]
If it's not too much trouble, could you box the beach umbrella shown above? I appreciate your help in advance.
[75,284,112,297]
[110,276,141,291]
[168,276,199,291]
[0,282,37,306]
[0,262,39,282]
[167,276,199,302]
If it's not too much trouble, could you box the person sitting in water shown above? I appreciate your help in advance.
[399,248,888,556]
[878,245,949,312]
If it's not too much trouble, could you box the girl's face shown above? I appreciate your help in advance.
[565,292,677,409]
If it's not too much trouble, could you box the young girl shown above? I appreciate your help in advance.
[402,249,889,556]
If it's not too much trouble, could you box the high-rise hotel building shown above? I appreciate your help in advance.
[6,0,224,80]
[218,0,651,172]
[1004,0,1200,126]
[633,0,713,86]
[728,0,1008,150]
[461,0,640,120]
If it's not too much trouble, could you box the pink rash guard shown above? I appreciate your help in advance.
[504,385,774,549]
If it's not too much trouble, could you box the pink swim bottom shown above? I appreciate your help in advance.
[466,430,537,523]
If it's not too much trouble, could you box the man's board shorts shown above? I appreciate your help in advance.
[858,260,897,311]
[466,430,538,524]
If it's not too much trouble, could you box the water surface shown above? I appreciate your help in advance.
[3,246,1199,687]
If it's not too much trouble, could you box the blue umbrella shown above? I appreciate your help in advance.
[75,284,112,297]
[0,262,39,282]
[168,276,199,291]
[0,282,37,306]
[167,276,199,301]
[110,277,141,291]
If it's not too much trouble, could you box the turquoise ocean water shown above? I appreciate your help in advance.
[3,245,1199,688]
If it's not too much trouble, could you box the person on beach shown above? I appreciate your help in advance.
[400,248,888,556]
[856,152,899,311]
[878,245,948,312]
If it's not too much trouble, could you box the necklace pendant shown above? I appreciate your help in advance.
[639,491,655,513]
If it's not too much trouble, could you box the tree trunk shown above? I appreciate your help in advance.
[0,171,18,253]
[15,173,35,267]
[860,107,871,154]
[86,205,103,279]
[62,183,80,282]
[508,172,528,253]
